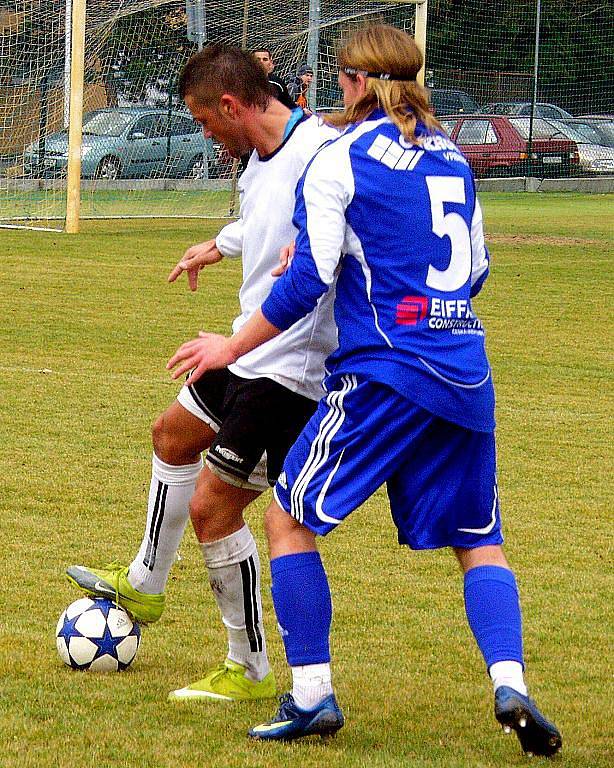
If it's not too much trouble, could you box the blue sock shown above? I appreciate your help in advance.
[464,565,524,669]
[270,551,332,666]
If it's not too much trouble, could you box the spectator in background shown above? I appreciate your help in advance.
[253,47,297,110]
[288,63,314,112]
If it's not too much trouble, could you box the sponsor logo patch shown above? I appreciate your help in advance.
[395,295,484,334]
[213,446,244,464]
[396,296,428,325]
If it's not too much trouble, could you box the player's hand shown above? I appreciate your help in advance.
[166,331,235,386]
[168,239,223,291]
[272,242,295,276]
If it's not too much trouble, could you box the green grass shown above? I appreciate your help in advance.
[0,188,237,223]
[1,193,612,768]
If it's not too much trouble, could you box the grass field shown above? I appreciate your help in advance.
[0,188,236,224]
[1,193,612,768]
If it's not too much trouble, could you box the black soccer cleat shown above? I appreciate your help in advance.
[495,685,562,757]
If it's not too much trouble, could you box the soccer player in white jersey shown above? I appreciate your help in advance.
[167,26,562,757]
[66,44,338,701]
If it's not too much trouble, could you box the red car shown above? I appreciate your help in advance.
[439,115,580,178]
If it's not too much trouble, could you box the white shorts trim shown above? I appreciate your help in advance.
[177,385,220,432]
[177,385,269,491]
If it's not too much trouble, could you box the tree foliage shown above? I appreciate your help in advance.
[428,0,613,112]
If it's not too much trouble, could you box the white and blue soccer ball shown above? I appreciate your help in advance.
[56,596,141,671]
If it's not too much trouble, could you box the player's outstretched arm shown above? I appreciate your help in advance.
[167,239,223,291]
[166,309,281,386]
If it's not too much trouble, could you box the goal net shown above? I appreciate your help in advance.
[1,1,612,230]
[0,0,418,230]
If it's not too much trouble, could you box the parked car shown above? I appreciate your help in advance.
[439,115,579,177]
[543,119,614,174]
[481,101,573,119]
[24,107,212,179]
[565,116,614,149]
[429,88,479,116]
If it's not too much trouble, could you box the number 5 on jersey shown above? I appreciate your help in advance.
[425,176,471,293]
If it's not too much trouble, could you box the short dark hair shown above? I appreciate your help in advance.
[179,44,271,111]
[252,47,272,58]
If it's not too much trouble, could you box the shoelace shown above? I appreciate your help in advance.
[274,692,297,721]
[100,560,124,571]
[208,662,234,684]
[99,561,125,607]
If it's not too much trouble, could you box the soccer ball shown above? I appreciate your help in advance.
[56,596,141,671]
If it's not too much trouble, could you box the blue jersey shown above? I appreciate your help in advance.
[262,110,495,432]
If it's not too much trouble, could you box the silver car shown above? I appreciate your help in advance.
[482,101,573,120]
[545,118,614,174]
[24,107,212,179]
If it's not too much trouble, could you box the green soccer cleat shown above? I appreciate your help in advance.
[168,659,277,702]
[66,563,165,624]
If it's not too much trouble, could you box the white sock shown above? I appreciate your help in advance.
[291,663,333,710]
[489,660,528,696]
[128,454,202,594]
[200,525,270,682]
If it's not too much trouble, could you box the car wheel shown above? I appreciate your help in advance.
[187,154,207,180]
[94,156,122,180]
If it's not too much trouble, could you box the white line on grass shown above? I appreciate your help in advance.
[0,365,176,387]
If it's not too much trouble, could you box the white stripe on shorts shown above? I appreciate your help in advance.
[290,374,357,525]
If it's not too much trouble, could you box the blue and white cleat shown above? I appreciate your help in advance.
[495,686,562,757]
[248,692,344,742]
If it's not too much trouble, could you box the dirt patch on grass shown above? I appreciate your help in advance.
[486,234,601,246]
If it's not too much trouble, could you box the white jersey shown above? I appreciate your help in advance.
[215,114,339,401]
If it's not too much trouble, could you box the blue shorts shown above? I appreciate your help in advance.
[274,374,503,550]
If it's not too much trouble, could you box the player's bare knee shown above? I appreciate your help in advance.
[151,411,177,462]
[454,544,509,573]
[152,404,209,464]
[150,414,164,451]
[188,491,214,526]
[189,471,249,541]
[264,502,302,544]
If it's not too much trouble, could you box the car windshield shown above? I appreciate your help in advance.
[82,111,135,137]
[509,118,567,139]
[565,122,604,144]
[544,119,592,142]
[576,120,614,147]
[595,121,614,143]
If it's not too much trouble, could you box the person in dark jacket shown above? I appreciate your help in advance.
[288,63,314,111]
[253,47,296,109]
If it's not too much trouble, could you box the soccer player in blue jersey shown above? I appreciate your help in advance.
[167,25,562,757]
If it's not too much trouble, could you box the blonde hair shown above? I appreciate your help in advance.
[328,24,440,143]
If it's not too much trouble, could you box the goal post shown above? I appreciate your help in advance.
[65,0,87,233]
[414,0,427,87]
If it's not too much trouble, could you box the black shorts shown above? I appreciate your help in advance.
[184,369,317,488]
